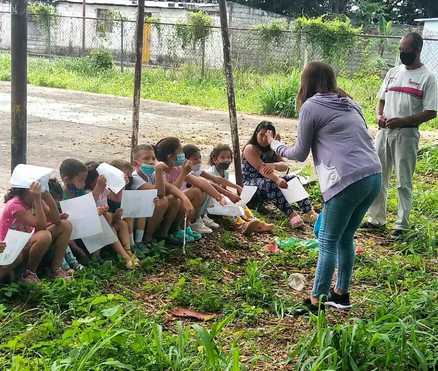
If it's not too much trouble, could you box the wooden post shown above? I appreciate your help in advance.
[11,0,27,171]
[218,0,243,186]
[131,0,145,162]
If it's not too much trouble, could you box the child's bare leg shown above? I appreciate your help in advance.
[184,187,204,223]
[111,240,132,266]
[48,220,73,272]
[145,197,168,241]
[160,196,180,238]
[135,218,146,243]
[113,219,132,255]
[25,230,52,272]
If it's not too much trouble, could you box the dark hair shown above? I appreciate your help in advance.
[155,137,181,162]
[4,188,28,203]
[183,144,201,159]
[209,144,232,166]
[48,178,64,202]
[60,158,87,180]
[247,121,276,151]
[404,32,423,51]
[111,159,133,173]
[296,62,339,109]
[133,144,155,160]
[85,161,100,191]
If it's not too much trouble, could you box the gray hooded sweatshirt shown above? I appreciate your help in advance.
[271,93,382,202]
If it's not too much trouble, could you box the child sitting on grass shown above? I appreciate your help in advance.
[155,137,226,241]
[60,158,138,269]
[48,178,85,273]
[0,181,72,283]
[206,143,274,235]
[131,144,185,246]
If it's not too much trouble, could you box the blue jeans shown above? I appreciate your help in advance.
[312,174,381,297]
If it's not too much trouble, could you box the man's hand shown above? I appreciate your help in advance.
[377,114,387,129]
[386,117,407,129]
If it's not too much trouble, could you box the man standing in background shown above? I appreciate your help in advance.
[365,32,437,237]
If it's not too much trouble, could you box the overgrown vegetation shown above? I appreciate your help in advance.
[2,53,436,129]
[0,143,436,368]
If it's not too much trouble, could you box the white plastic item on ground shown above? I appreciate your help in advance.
[288,273,306,291]
[97,163,126,194]
[207,198,244,217]
[10,164,55,192]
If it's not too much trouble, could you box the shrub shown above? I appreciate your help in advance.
[259,71,300,118]
[89,49,113,71]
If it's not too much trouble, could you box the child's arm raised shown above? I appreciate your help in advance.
[15,182,48,231]
[174,161,191,189]
[154,162,168,197]
[201,171,243,193]
[186,175,225,205]
[92,175,107,201]
[42,191,61,225]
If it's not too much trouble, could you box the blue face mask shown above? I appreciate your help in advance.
[140,163,155,176]
[175,153,186,166]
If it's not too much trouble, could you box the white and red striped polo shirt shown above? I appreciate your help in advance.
[378,64,437,121]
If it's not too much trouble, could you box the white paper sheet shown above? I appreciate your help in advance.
[60,193,102,240]
[97,163,126,194]
[237,185,258,207]
[207,198,244,217]
[280,177,309,204]
[0,229,33,266]
[121,190,158,218]
[10,164,55,192]
[82,215,118,254]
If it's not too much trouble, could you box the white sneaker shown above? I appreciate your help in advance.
[203,215,220,229]
[191,218,213,234]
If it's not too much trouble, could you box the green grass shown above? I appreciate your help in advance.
[1,53,436,129]
[0,56,437,370]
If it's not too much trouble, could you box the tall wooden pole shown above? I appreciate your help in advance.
[218,0,242,186]
[131,0,145,162]
[11,0,27,171]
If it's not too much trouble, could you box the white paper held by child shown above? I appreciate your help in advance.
[0,229,33,266]
[82,216,118,253]
[97,163,126,194]
[121,190,158,218]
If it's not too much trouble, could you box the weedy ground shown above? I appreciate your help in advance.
[0,145,436,370]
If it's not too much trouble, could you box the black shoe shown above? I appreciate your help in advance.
[361,221,384,230]
[391,229,406,240]
[294,298,326,316]
[325,288,352,310]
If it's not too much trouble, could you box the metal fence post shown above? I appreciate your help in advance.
[120,19,124,72]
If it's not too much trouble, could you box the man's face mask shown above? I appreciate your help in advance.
[400,51,417,66]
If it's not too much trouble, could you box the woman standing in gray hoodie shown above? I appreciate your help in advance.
[266,62,382,313]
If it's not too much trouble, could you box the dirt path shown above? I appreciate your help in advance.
[1,81,437,195]
[0,82,301,194]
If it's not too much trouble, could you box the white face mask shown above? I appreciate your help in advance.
[191,163,203,176]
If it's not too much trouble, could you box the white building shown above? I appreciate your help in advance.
[0,1,290,69]
[415,18,438,77]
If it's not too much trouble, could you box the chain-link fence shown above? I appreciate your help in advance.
[1,11,438,76]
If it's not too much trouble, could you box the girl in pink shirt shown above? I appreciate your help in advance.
[0,182,72,283]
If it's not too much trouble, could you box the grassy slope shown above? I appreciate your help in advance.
[0,146,436,370]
